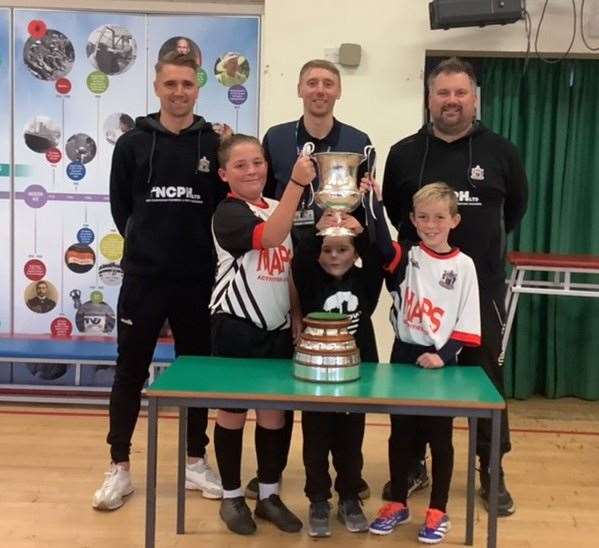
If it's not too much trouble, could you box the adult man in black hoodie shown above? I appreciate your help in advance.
[383,57,528,517]
[93,51,226,511]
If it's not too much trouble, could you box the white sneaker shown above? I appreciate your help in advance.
[185,457,223,499]
[92,463,134,511]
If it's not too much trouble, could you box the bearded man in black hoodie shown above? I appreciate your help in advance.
[93,51,225,511]
[382,57,528,517]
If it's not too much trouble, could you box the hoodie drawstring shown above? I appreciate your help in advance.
[417,133,430,189]
[146,131,157,185]
[466,134,476,188]
[195,133,202,174]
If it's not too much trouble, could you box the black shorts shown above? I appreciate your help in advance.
[211,313,293,413]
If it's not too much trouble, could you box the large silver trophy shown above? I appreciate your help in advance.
[293,312,361,383]
[303,142,376,237]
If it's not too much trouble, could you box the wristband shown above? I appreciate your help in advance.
[290,177,305,188]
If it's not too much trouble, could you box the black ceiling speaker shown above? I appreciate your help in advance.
[429,0,524,30]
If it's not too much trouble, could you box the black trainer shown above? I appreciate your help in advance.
[337,498,369,533]
[308,500,331,537]
[219,496,256,535]
[382,460,430,501]
[255,494,302,532]
[479,466,515,517]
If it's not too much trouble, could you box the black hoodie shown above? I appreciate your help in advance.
[109,113,226,280]
[383,122,528,292]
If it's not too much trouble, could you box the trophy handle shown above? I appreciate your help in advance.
[301,141,315,156]
[362,145,377,221]
[301,141,316,206]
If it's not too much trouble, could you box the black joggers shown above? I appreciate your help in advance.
[107,274,212,463]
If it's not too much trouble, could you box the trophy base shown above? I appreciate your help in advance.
[293,362,360,383]
[317,226,357,237]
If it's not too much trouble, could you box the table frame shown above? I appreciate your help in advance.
[145,386,502,548]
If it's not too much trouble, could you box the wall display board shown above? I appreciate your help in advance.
[2,9,260,390]
[0,9,10,334]
[147,15,259,135]
[13,9,147,337]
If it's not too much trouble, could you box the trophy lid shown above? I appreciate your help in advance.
[307,311,347,321]
[304,311,351,329]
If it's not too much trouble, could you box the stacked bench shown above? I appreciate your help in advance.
[0,336,174,404]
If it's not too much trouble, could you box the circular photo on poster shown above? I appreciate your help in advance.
[158,36,202,66]
[65,243,96,273]
[23,29,75,81]
[27,363,68,381]
[98,262,123,286]
[86,24,137,75]
[214,52,250,87]
[104,112,134,145]
[24,279,58,314]
[75,300,116,334]
[65,133,97,164]
[23,115,61,153]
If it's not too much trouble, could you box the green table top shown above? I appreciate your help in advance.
[147,356,504,410]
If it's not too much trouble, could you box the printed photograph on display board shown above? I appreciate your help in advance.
[0,9,10,334]
[147,15,260,136]
[12,10,147,337]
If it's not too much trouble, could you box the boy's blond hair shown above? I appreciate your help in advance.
[413,182,458,216]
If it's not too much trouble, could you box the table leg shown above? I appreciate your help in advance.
[145,397,158,548]
[487,410,501,548]
[177,406,187,534]
[465,416,477,545]
[501,268,525,354]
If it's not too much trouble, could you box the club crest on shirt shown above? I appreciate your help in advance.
[410,257,420,269]
[470,164,485,181]
[197,156,210,173]
[439,270,457,290]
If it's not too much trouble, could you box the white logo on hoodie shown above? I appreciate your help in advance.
[148,186,203,203]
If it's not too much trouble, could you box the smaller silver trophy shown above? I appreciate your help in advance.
[303,142,376,237]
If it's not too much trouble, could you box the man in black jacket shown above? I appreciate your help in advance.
[93,51,225,511]
[383,57,528,517]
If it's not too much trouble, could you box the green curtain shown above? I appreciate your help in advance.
[480,57,599,400]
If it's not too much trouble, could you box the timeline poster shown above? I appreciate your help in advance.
[13,10,146,336]
[147,15,260,135]
[0,9,9,334]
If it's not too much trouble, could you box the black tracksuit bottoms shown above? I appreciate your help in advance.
[389,341,455,512]
[107,274,212,463]
[302,410,365,502]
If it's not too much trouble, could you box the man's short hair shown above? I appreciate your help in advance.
[298,59,340,83]
[413,182,459,216]
[155,51,198,75]
[427,56,477,90]
[217,133,262,168]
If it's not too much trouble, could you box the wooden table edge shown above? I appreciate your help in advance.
[145,389,505,410]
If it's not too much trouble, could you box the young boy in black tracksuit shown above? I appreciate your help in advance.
[291,179,389,537]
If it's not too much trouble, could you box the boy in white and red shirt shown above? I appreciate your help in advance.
[369,182,480,545]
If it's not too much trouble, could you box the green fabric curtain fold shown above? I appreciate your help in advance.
[480,57,599,400]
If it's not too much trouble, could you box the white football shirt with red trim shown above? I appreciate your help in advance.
[389,243,481,349]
